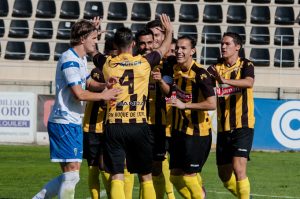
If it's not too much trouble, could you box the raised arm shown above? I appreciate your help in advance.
[155,14,173,57]
[89,16,105,57]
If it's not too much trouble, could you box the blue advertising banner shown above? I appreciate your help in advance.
[254,98,300,151]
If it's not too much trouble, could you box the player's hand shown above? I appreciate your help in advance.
[160,14,173,35]
[210,66,226,84]
[151,68,162,82]
[106,76,119,89]
[92,16,101,30]
[101,88,122,101]
[171,98,186,110]
[92,16,106,38]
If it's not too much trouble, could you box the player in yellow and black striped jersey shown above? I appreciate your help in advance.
[82,38,114,199]
[135,26,176,199]
[207,58,255,132]
[207,32,255,199]
[153,35,216,199]
[85,38,135,199]
[93,14,173,199]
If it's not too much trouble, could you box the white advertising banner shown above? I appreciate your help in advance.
[0,92,36,143]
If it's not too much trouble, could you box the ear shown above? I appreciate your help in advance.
[80,36,85,44]
[131,41,136,48]
[236,44,241,51]
[190,48,196,56]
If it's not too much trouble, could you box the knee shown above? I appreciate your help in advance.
[218,168,232,182]
[233,168,247,180]
[62,171,80,184]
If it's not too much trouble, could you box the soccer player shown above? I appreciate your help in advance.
[207,32,255,199]
[152,35,216,199]
[146,19,166,50]
[135,28,154,56]
[32,19,121,199]
[145,20,176,199]
[82,38,118,199]
[93,14,173,199]
[85,38,135,199]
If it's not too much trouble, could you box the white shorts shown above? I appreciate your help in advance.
[48,122,83,162]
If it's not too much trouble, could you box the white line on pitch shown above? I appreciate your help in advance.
[206,190,300,199]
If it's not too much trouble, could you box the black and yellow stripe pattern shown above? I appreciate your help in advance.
[82,67,106,133]
[171,60,215,136]
[103,52,160,124]
[147,62,167,126]
[208,58,255,132]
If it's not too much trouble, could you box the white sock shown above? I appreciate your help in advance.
[58,171,80,199]
[32,175,63,199]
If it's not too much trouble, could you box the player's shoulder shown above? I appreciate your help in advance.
[191,61,208,73]
[240,57,254,68]
[60,49,79,63]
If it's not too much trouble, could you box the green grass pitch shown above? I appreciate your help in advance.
[0,145,299,198]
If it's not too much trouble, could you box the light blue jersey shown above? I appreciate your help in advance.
[49,48,90,125]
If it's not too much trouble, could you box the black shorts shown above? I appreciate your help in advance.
[103,123,154,174]
[83,132,104,166]
[169,130,212,174]
[216,127,254,165]
[149,124,167,161]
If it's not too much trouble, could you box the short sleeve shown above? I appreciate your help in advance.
[145,51,162,68]
[90,67,105,83]
[61,61,82,87]
[93,53,107,70]
[196,68,215,99]
[206,65,217,87]
[241,61,255,79]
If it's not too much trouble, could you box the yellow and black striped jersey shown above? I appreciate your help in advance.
[165,104,172,137]
[82,67,106,133]
[207,57,255,132]
[147,63,166,126]
[171,60,215,136]
[147,60,174,126]
[101,51,161,124]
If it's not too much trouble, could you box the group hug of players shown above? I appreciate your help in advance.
[83,14,255,199]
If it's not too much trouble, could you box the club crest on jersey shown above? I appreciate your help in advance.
[92,72,100,80]
[200,73,207,80]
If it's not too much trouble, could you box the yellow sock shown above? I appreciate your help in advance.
[141,180,156,199]
[162,158,175,199]
[183,175,203,199]
[111,179,125,199]
[170,175,191,199]
[196,173,202,186]
[223,173,238,196]
[237,177,250,199]
[88,166,100,199]
[197,173,206,199]
[152,173,166,199]
[124,168,134,199]
[100,170,111,197]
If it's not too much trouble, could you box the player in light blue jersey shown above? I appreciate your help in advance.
[33,17,121,199]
